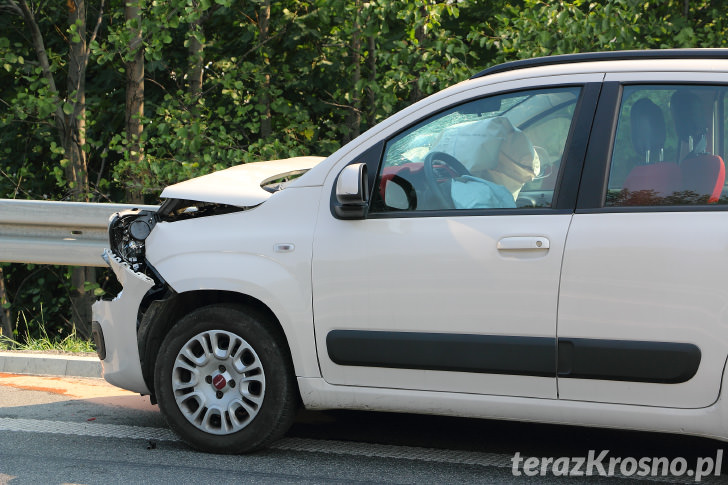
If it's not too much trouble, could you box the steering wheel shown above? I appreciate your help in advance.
[423,151,471,208]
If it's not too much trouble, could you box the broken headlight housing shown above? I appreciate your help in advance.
[108,199,245,272]
[109,208,157,272]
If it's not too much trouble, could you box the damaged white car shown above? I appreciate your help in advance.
[94,49,728,453]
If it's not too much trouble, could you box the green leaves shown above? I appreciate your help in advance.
[1,0,726,201]
[484,0,719,65]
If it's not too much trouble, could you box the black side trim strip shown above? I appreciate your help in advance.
[557,338,701,384]
[326,330,555,377]
[326,331,701,384]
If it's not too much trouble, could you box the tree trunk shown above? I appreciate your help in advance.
[366,34,376,129]
[126,0,145,204]
[70,266,94,339]
[16,0,102,338]
[409,5,427,104]
[344,1,362,143]
[188,16,204,101]
[66,0,90,201]
[258,0,272,138]
[0,268,13,342]
[17,0,67,142]
[68,0,95,338]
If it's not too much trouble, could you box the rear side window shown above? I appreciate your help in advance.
[606,85,727,207]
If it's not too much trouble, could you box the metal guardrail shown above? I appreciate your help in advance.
[0,199,158,267]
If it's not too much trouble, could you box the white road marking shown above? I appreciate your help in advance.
[0,417,177,441]
[0,417,717,483]
[274,437,512,467]
[0,416,514,467]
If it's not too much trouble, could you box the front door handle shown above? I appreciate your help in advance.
[497,236,550,250]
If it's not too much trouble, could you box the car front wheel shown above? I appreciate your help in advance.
[154,305,297,453]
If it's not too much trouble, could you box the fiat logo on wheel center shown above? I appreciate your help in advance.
[212,374,226,390]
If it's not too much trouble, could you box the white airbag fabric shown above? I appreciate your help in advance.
[451,175,516,209]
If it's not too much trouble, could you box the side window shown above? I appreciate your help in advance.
[606,85,727,207]
[370,87,582,212]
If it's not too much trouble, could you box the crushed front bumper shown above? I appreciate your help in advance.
[91,249,154,394]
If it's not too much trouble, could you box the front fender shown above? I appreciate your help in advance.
[144,186,322,379]
[155,251,317,376]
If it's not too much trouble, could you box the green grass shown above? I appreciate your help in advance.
[0,332,95,353]
[0,309,95,354]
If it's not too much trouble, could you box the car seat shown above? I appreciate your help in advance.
[671,91,725,203]
[622,98,682,204]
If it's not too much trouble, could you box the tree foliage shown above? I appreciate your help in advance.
[485,0,728,62]
[0,0,727,342]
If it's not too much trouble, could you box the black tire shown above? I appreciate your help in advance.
[154,304,297,453]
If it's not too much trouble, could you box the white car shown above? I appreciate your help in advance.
[92,49,728,453]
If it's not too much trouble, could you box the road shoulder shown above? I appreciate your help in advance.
[0,351,101,378]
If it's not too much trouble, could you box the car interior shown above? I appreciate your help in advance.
[371,88,581,212]
[606,86,727,206]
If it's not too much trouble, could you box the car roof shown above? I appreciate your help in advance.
[471,49,728,79]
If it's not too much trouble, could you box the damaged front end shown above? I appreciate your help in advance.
[108,208,157,274]
[92,202,244,395]
[92,206,166,394]
[91,156,325,395]
[91,247,155,394]
[107,202,244,274]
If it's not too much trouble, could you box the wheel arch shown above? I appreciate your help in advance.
[138,289,300,400]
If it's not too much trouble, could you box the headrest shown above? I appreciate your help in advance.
[631,98,665,158]
[670,90,706,142]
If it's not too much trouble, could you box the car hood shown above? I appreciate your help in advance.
[160,156,326,207]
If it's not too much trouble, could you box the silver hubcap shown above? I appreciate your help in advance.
[172,330,266,435]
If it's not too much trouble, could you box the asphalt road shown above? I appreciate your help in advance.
[0,374,727,484]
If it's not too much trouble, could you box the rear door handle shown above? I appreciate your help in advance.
[497,236,550,250]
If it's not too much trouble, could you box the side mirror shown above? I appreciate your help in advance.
[382,174,417,210]
[334,163,369,219]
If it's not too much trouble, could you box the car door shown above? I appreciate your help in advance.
[558,74,728,408]
[312,76,602,398]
